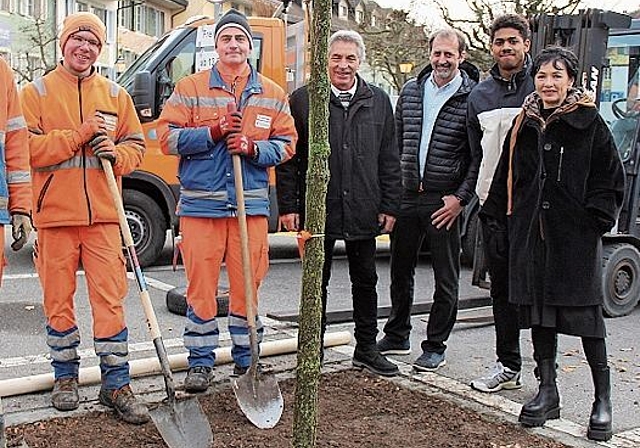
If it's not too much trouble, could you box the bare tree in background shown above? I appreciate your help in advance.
[423,0,582,70]
[359,9,430,92]
[253,0,280,17]
[10,15,57,84]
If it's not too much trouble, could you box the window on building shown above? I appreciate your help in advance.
[356,9,363,24]
[96,64,110,78]
[146,7,156,37]
[33,0,43,17]
[76,1,88,12]
[371,14,376,27]
[130,5,164,37]
[18,0,36,17]
[157,10,165,36]
[119,3,132,30]
[338,1,348,19]
[134,3,143,32]
[13,53,44,79]
[93,5,107,25]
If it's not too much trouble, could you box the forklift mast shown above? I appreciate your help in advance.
[529,9,631,106]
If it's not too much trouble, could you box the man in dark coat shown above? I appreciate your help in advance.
[377,29,480,372]
[276,30,402,376]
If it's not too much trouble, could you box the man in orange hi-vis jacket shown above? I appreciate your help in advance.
[158,8,296,393]
[20,12,149,424]
[0,58,33,272]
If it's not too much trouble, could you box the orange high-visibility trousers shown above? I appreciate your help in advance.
[180,216,269,321]
[34,224,128,338]
[0,231,5,284]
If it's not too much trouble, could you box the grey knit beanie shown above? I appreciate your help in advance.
[215,8,253,49]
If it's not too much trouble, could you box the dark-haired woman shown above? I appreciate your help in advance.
[481,46,625,441]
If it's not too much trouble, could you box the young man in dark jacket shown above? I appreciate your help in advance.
[277,30,402,376]
[377,29,480,372]
[467,14,534,393]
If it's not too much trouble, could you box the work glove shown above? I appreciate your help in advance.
[89,134,117,164]
[210,111,243,142]
[72,114,107,149]
[226,133,257,159]
[10,213,33,251]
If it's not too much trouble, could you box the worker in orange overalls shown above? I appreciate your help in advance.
[158,8,296,393]
[0,58,33,277]
[20,12,149,424]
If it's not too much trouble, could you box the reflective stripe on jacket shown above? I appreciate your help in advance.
[20,64,145,228]
[0,58,32,224]
[157,64,296,218]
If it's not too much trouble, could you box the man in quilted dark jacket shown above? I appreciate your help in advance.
[377,29,480,372]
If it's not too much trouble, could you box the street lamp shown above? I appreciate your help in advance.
[399,62,413,86]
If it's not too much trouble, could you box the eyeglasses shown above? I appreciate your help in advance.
[69,34,101,51]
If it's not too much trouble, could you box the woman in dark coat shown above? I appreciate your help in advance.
[481,47,625,442]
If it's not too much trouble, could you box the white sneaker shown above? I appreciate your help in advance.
[470,362,522,393]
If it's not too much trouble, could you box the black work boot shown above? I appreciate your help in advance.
[519,358,560,427]
[99,384,150,425]
[587,366,613,441]
[51,377,79,411]
[352,346,399,377]
[184,366,213,393]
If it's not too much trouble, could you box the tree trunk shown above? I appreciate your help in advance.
[292,0,331,447]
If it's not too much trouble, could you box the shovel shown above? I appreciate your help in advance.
[231,154,284,429]
[100,159,213,448]
[1,396,6,448]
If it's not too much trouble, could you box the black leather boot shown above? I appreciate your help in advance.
[587,366,612,441]
[519,358,560,427]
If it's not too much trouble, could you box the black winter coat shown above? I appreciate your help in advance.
[482,90,625,307]
[276,76,401,240]
[395,64,479,204]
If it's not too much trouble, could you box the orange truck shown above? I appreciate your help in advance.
[117,16,287,266]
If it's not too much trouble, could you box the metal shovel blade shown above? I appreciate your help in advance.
[149,398,213,448]
[233,368,283,429]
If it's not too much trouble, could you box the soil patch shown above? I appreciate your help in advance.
[7,369,570,448]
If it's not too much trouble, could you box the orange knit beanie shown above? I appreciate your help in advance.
[59,12,106,51]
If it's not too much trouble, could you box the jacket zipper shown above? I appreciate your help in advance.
[230,79,239,217]
[556,146,564,182]
[78,77,92,224]
[231,77,239,110]
[36,174,54,213]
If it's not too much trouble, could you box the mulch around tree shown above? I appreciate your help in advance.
[6,369,571,448]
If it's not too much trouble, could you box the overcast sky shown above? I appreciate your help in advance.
[374,0,639,21]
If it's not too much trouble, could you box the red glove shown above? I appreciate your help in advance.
[226,133,257,159]
[72,114,107,149]
[210,111,242,141]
